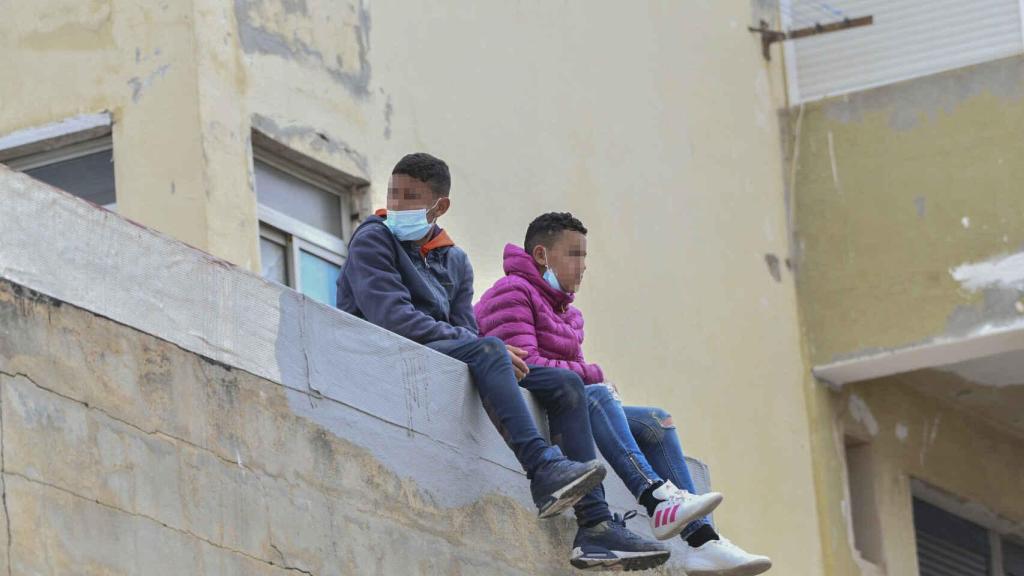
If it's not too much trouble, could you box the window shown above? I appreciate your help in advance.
[257,216,344,307]
[914,498,990,576]
[252,133,367,306]
[782,0,1024,102]
[0,113,115,209]
[1007,539,1024,576]
[913,481,1024,576]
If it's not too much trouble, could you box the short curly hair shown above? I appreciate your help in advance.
[392,153,451,197]
[524,212,588,253]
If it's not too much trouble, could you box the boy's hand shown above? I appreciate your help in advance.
[506,345,530,381]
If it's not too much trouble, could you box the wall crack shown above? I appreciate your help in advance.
[3,470,316,576]
[0,378,12,576]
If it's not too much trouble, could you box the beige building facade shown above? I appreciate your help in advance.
[0,1,1021,574]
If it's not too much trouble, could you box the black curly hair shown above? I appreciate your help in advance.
[524,212,588,254]
[392,153,451,197]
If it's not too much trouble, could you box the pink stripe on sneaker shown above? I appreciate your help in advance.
[669,504,680,523]
[654,509,664,527]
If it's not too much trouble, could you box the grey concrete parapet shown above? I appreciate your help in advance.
[0,166,707,572]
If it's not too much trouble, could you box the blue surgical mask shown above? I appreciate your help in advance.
[541,249,563,292]
[385,202,438,241]
[543,267,563,292]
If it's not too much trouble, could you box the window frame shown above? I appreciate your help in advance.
[251,130,367,300]
[258,216,346,293]
[253,149,354,243]
[258,221,293,288]
[0,112,116,209]
[0,112,112,165]
[4,136,113,172]
[251,128,369,240]
[912,479,1024,576]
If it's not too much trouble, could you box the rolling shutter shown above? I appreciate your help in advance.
[913,498,991,576]
[785,0,1024,102]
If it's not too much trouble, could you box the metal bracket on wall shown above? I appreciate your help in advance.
[748,15,873,60]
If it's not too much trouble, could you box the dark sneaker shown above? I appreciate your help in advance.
[570,511,670,571]
[531,458,607,519]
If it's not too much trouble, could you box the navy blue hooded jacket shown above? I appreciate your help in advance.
[335,214,478,344]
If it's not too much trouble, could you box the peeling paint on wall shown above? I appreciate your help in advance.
[951,251,1024,293]
[16,0,116,52]
[234,0,372,98]
[252,113,369,177]
[895,423,908,442]
[848,394,879,437]
[945,288,1023,338]
[127,64,171,103]
[796,52,1024,366]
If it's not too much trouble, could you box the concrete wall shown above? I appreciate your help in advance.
[808,376,1024,576]
[788,52,1024,575]
[0,278,581,575]
[1,1,822,573]
[790,54,1024,367]
[0,0,260,269]
[0,167,691,574]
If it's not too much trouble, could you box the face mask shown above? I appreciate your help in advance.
[541,249,564,292]
[385,201,439,241]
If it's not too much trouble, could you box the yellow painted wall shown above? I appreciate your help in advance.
[809,375,1024,576]
[789,55,1024,366]
[248,2,821,571]
[0,0,261,270]
[2,1,827,572]
[789,54,1024,576]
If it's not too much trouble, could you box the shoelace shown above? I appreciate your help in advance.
[611,510,638,527]
[665,487,696,503]
[654,480,690,502]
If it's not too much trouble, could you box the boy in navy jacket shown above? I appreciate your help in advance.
[337,153,667,570]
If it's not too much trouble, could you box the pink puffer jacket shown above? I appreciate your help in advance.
[474,244,604,384]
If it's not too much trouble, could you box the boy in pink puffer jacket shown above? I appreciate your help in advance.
[475,212,772,576]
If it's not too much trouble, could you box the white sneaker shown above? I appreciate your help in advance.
[648,481,723,540]
[680,537,772,576]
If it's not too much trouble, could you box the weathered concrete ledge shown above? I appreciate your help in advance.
[814,320,1024,388]
[0,164,541,505]
[0,167,702,573]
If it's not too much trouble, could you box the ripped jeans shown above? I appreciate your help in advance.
[586,384,710,538]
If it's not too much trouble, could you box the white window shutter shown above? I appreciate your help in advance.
[784,0,1024,102]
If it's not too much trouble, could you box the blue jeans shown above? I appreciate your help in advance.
[586,384,710,538]
[519,365,611,527]
[428,337,556,475]
[428,337,611,526]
